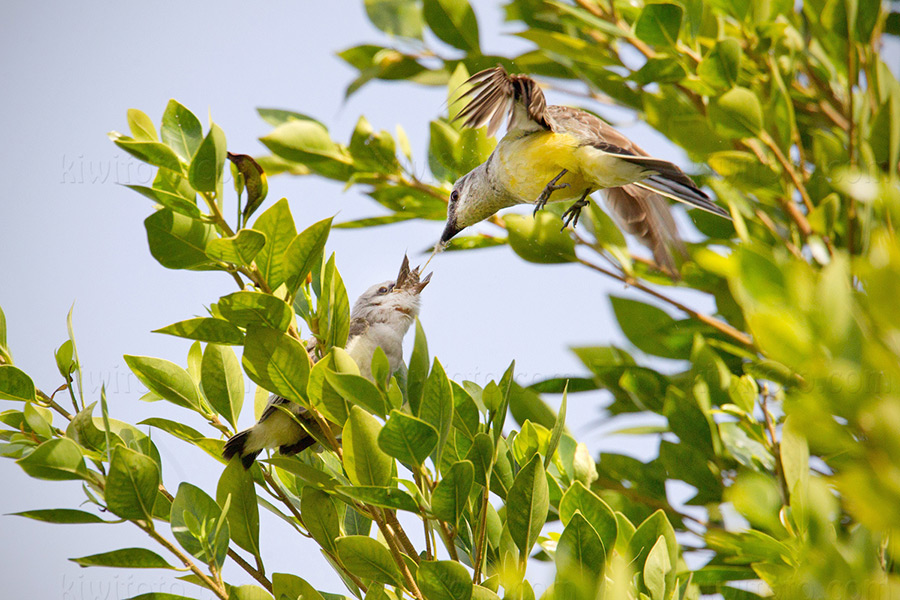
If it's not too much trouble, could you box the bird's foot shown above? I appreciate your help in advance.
[533,169,570,216]
[560,192,592,230]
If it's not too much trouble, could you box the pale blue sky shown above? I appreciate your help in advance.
[0,1,714,598]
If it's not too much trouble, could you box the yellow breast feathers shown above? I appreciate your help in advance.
[496,131,589,202]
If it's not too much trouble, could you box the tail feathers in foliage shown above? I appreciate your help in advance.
[223,430,261,470]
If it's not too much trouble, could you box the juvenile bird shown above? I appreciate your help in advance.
[440,66,730,270]
[223,256,431,468]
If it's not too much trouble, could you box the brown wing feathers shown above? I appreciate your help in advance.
[454,66,551,136]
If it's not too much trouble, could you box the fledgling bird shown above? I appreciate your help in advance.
[223,256,431,468]
[440,66,730,271]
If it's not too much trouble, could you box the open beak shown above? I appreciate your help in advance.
[394,254,432,294]
[414,272,432,294]
[395,255,411,289]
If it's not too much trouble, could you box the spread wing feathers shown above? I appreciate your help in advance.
[454,66,551,136]
[605,186,687,275]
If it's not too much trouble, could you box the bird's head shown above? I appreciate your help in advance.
[352,255,432,327]
[441,164,496,244]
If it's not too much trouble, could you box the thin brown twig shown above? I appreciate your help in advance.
[576,257,755,347]
[384,510,420,564]
[374,509,424,600]
[36,389,73,421]
[760,387,790,503]
[142,523,229,600]
[472,487,490,584]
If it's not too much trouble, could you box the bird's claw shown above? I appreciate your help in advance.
[533,168,570,216]
[560,197,590,231]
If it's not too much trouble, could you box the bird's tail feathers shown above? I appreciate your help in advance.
[223,430,261,470]
[636,176,731,219]
[605,186,687,276]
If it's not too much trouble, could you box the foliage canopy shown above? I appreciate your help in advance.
[3,0,900,599]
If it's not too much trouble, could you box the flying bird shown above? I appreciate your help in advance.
[440,66,730,271]
[223,256,431,468]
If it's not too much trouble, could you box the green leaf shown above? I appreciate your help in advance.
[218,291,293,332]
[407,319,429,415]
[643,536,672,600]
[161,100,203,163]
[11,508,106,524]
[228,586,275,600]
[259,120,353,180]
[144,209,217,270]
[781,416,809,495]
[139,417,203,443]
[206,229,267,267]
[630,56,687,85]
[464,433,493,486]
[170,482,229,569]
[201,344,244,430]
[504,213,576,264]
[0,365,36,401]
[227,153,269,222]
[423,0,480,52]
[343,405,393,487]
[709,87,763,138]
[431,460,474,528]
[336,485,419,513]
[153,317,244,345]
[242,326,310,403]
[609,297,690,360]
[217,459,260,558]
[252,198,297,291]
[559,481,617,548]
[111,135,182,172]
[70,548,174,569]
[316,254,351,351]
[634,3,683,47]
[124,355,202,412]
[188,123,227,193]
[544,385,567,469]
[125,185,201,219]
[17,438,88,481]
[417,560,473,600]
[378,409,439,466]
[266,457,340,491]
[698,38,742,89]
[68,402,118,454]
[419,359,454,472]
[556,512,606,581]
[335,535,404,588]
[326,370,389,417]
[273,574,326,600]
[301,489,340,554]
[106,446,160,521]
[127,109,158,141]
[506,454,549,558]
[628,510,677,580]
[283,217,333,294]
[365,0,424,39]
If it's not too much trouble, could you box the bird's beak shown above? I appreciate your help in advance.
[440,217,461,244]
[395,255,411,289]
[414,272,432,294]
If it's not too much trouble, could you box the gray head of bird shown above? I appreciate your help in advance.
[351,255,432,326]
[441,163,498,244]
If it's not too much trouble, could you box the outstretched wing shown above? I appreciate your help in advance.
[453,66,551,137]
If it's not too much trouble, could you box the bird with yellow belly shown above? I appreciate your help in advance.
[439,66,732,274]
